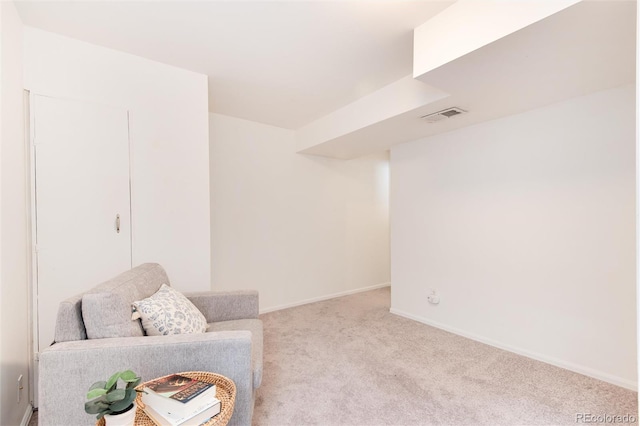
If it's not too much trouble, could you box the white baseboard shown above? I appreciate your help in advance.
[20,404,33,426]
[260,282,391,314]
[389,308,638,391]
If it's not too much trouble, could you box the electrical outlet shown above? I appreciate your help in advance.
[17,375,23,403]
[427,289,440,305]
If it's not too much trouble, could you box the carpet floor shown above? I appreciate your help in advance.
[253,287,637,425]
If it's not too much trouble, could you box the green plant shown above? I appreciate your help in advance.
[85,370,142,419]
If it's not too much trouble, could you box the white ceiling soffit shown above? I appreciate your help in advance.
[13,0,453,130]
[297,0,636,160]
[296,75,449,153]
[412,0,581,78]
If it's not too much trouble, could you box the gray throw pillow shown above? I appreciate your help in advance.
[82,292,144,339]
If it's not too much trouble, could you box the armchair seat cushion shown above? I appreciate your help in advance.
[208,319,263,388]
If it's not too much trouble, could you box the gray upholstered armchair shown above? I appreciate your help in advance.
[38,263,262,426]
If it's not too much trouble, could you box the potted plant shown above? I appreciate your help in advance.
[85,370,142,426]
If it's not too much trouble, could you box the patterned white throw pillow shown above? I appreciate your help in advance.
[132,284,208,336]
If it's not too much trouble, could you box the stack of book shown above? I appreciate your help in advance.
[140,374,221,426]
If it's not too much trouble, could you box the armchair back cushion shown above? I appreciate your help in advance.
[54,263,169,343]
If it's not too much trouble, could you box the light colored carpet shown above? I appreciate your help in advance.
[253,287,637,425]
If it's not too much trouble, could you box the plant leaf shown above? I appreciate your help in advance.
[126,378,142,389]
[105,371,121,391]
[85,401,109,415]
[106,389,126,402]
[86,395,108,405]
[109,399,133,413]
[86,388,107,400]
[88,381,107,391]
[120,370,138,382]
[124,388,136,403]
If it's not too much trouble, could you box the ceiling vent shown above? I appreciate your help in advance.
[421,107,467,123]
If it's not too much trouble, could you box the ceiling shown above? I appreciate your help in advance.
[297,0,636,159]
[14,0,453,129]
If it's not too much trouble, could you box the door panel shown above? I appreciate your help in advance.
[34,95,132,352]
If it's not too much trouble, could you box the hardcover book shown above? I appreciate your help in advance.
[145,374,215,404]
[140,398,221,426]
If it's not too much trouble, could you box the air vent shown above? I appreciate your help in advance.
[421,107,467,123]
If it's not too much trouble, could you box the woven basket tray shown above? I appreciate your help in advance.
[96,371,236,426]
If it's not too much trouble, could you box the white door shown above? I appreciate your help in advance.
[33,95,132,353]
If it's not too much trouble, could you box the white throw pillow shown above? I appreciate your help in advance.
[132,284,208,336]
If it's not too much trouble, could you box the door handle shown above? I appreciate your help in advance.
[116,214,121,234]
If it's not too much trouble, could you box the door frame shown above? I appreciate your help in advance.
[26,90,38,408]
[26,92,134,408]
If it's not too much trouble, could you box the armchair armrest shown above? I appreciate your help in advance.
[39,332,254,426]
[185,290,259,322]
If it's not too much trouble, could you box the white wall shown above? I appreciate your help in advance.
[391,85,637,389]
[23,28,211,292]
[1,2,31,424]
[210,113,390,312]
[1,4,4,419]
[636,0,640,407]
